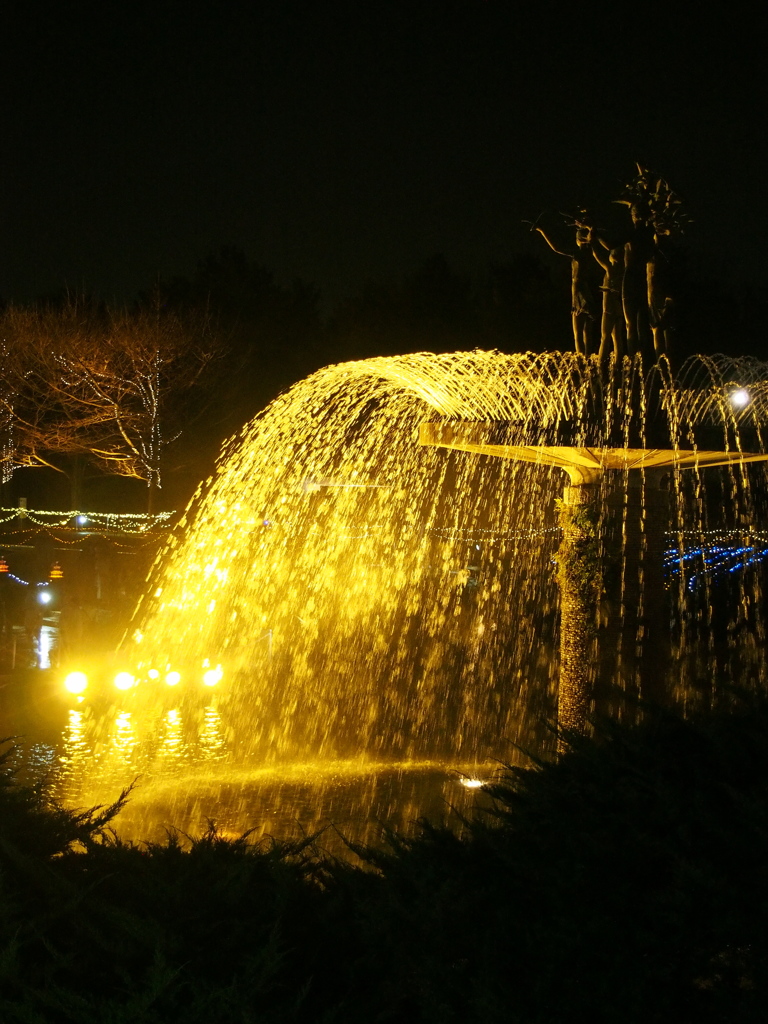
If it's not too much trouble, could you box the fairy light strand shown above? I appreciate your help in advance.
[0,507,174,531]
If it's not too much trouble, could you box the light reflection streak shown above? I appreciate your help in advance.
[110,711,137,767]
[157,707,188,772]
[199,705,225,762]
[36,625,56,670]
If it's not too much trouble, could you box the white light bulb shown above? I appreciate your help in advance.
[730,388,750,408]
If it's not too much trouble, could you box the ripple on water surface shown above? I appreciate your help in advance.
[3,680,504,857]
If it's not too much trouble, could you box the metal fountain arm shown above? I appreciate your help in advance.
[418,421,768,487]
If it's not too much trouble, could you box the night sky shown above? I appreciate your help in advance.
[3,2,766,311]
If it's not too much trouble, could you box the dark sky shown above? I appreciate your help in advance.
[2,1,765,306]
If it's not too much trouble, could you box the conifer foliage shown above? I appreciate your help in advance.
[2,697,768,1022]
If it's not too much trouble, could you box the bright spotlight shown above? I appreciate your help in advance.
[148,668,160,679]
[730,388,751,408]
[114,672,136,691]
[64,671,88,695]
[37,589,53,605]
[165,670,181,686]
[76,514,88,526]
[202,666,223,687]
[460,778,485,789]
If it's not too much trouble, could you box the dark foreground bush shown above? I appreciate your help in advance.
[3,697,768,1022]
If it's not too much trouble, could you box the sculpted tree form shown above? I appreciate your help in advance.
[615,165,690,356]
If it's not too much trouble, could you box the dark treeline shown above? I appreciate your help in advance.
[151,242,768,420]
[2,246,766,511]
[150,248,570,444]
[3,696,768,1021]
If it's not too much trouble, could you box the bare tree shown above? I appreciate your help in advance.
[0,298,223,509]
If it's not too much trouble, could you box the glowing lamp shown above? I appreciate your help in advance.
[202,666,223,687]
[37,589,53,605]
[148,668,160,679]
[114,672,136,691]
[165,670,181,686]
[64,671,88,694]
[730,388,751,408]
[460,778,484,789]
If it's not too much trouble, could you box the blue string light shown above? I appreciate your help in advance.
[665,537,768,590]
[6,573,50,588]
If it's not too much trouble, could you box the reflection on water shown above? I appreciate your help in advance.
[1,620,62,673]
[157,708,189,773]
[58,709,90,801]
[2,680,505,856]
[104,711,138,776]
[36,625,57,670]
[199,705,226,763]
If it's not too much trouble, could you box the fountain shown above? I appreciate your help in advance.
[39,348,768,844]
[126,347,768,703]
[44,169,768,842]
[419,363,768,737]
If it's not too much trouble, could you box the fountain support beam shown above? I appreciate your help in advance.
[418,421,768,744]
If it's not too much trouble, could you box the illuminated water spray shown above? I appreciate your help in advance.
[120,350,768,766]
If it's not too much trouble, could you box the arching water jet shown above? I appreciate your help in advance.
[122,351,768,752]
[38,349,768,843]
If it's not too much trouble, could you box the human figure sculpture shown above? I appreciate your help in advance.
[528,167,688,360]
[620,201,655,356]
[592,244,626,359]
[651,294,676,355]
[533,212,600,356]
